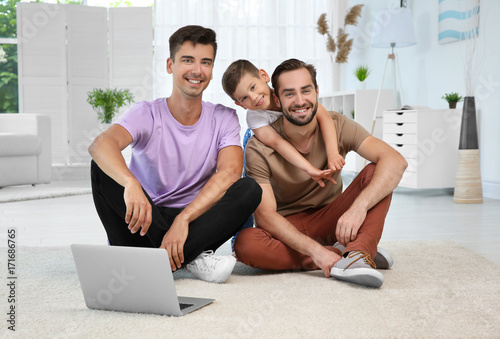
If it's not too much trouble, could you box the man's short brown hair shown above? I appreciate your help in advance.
[271,59,318,98]
[169,25,217,61]
[222,59,260,101]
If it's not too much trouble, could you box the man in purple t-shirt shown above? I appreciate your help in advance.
[88,25,261,283]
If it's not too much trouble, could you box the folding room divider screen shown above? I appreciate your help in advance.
[17,3,153,165]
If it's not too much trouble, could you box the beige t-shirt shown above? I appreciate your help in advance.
[245,111,370,217]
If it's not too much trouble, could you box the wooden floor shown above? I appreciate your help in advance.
[1,182,499,266]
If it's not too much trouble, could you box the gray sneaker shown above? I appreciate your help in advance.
[330,251,384,288]
[185,251,236,283]
[332,242,394,269]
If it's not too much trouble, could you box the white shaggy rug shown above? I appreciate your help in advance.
[0,240,499,338]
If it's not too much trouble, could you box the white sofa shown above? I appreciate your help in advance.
[0,114,51,187]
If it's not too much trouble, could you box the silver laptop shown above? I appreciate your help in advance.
[71,244,214,316]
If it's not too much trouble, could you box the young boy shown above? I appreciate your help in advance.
[222,59,344,187]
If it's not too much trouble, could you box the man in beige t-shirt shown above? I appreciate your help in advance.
[234,59,407,288]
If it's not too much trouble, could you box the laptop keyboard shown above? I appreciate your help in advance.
[179,303,194,310]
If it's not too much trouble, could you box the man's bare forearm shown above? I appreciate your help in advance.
[88,128,138,188]
[254,184,323,257]
[255,208,321,256]
[178,146,243,224]
[354,146,407,212]
[179,168,240,224]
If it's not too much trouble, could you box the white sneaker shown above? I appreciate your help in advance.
[185,250,236,283]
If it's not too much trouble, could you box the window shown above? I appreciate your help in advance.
[0,0,20,113]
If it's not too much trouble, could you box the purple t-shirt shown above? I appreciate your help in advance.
[117,98,241,208]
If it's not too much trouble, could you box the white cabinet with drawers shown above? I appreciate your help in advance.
[383,108,462,188]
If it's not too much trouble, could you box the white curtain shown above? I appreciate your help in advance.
[153,0,336,135]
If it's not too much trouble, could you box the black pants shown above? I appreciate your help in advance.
[90,161,262,264]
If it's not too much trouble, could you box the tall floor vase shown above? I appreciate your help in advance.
[454,96,483,203]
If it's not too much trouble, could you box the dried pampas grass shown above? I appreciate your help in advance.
[317,13,329,35]
[344,4,364,26]
[326,35,336,54]
[317,12,336,62]
[336,39,353,63]
[336,28,348,47]
[316,4,364,64]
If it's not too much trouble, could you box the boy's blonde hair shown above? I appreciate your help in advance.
[222,60,260,102]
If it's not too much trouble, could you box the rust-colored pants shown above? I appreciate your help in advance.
[234,164,393,271]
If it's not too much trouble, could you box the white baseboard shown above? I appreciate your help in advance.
[483,180,500,200]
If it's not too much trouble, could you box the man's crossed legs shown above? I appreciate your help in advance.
[234,164,393,287]
[91,161,262,283]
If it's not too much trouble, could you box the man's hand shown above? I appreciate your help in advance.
[310,245,342,277]
[124,181,152,236]
[160,215,189,271]
[335,205,367,246]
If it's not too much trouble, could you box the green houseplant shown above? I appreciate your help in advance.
[354,65,370,89]
[87,88,134,124]
[354,65,370,82]
[441,92,463,109]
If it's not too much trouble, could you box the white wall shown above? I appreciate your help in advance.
[343,0,500,199]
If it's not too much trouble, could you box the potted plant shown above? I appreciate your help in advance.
[441,92,463,109]
[87,88,134,125]
[354,65,370,89]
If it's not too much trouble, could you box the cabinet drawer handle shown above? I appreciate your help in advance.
[396,144,404,147]
[396,112,403,115]
[397,123,403,126]
[396,133,403,137]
